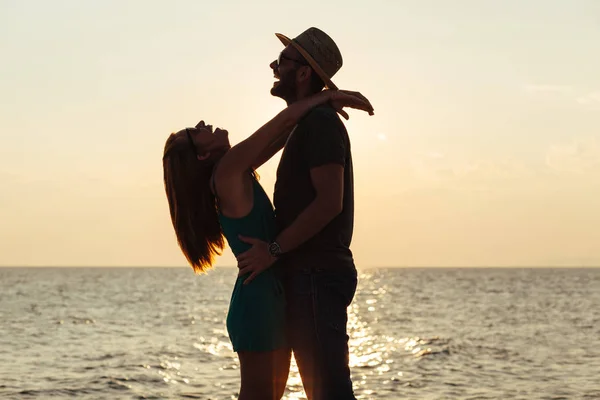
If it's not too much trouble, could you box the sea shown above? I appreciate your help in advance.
[1,267,599,400]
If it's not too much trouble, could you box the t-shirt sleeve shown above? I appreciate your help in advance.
[302,109,346,169]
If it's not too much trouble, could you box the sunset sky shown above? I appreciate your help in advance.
[1,0,599,268]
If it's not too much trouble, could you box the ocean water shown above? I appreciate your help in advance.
[1,267,599,400]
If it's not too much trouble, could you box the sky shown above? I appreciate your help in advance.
[1,0,599,268]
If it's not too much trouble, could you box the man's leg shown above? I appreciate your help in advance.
[285,265,358,400]
[284,267,322,399]
[314,265,358,399]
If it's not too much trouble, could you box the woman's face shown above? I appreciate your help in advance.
[180,121,230,158]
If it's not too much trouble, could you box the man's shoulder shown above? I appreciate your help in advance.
[297,105,347,137]
[302,104,343,125]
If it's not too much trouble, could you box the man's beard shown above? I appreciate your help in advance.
[270,70,297,103]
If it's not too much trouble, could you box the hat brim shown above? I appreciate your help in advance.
[275,33,338,91]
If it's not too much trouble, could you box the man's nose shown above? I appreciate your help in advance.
[270,60,277,70]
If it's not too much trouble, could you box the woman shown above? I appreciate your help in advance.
[162,89,373,399]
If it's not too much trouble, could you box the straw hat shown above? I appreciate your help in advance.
[275,27,343,90]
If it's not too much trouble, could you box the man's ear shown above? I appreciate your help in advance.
[297,65,311,83]
[302,65,310,78]
[197,152,211,161]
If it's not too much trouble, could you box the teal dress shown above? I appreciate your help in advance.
[217,175,286,352]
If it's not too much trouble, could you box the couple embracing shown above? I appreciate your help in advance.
[163,27,374,400]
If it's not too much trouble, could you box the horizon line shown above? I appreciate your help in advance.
[1,265,599,269]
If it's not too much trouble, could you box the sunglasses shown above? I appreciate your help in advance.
[277,51,308,67]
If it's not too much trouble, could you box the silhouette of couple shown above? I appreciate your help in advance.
[163,27,374,400]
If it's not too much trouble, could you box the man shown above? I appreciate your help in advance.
[237,27,371,399]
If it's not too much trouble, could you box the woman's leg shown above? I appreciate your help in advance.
[274,347,291,399]
[238,347,291,400]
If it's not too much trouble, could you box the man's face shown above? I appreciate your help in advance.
[270,45,308,102]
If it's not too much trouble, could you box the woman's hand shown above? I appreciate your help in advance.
[327,90,374,120]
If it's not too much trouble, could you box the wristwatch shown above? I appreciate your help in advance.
[268,241,283,258]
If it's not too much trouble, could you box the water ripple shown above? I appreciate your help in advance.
[1,267,599,399]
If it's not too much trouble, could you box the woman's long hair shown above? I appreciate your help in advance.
[162,133,224,273]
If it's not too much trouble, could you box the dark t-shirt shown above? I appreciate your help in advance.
[273,105,354,265]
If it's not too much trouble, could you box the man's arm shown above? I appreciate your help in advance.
[274,163,343,252]
[236,109,347,283]
[236,163,344,283]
